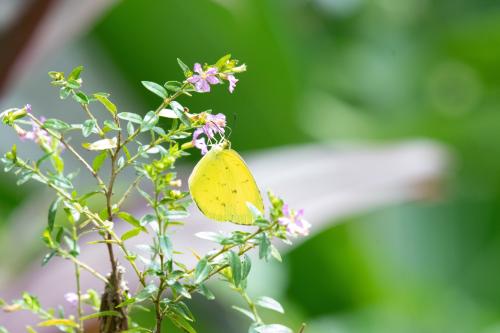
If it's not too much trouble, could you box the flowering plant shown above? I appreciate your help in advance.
[0,55,309,333]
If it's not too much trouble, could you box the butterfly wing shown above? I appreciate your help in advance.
[188,147,264,225]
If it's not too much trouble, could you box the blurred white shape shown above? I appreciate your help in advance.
[0,140,449,331]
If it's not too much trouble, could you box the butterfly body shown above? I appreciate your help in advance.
[188,145,264,225]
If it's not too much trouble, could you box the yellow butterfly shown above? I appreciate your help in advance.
[188,142,264,225]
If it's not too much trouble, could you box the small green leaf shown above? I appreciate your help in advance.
[141,81,168,99]
[94,94,117,115]
[73,91,90,105]
[68,65,83,80]
[92,151,107,172]
[241,254,252,281]
[103,120,120,131]
[135,284,158,302]
[59,87,71,99]
[118,112,143,124]
[194,257,211,284]
[164,81,183,92]
[171,282,191,299]
[258,233,271,261]
[141,111,159,132]
[82,137,117,151]
[215,54,231,69]
[43,118,71,131]
[81,310,120,321]
[47,199,59,232]
[159,235,173,261]
[246,202,263,220]
[121,228,142,241]
[165,210,189,219]
[82,119,97,137]
[41,250,57,266]
[169,311,196,333]
[118,212,142,229]
[194,231,224,243]
[232,305,255,321]
[197,284,215,300]
[255,296,284,314]
[227,251,242,287]
[177,58,190,75]
[169,101,191,126]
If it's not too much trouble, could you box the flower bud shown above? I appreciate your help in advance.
[181,141,195,150]
[169,179,182,187]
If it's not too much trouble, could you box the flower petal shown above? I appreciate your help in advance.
[193,63,203,74]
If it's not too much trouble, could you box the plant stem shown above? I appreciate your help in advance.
[26,113,107,190]
[75,262,84,332]
[240,288,262,324]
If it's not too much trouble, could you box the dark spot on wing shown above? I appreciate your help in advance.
[232,189,238,194]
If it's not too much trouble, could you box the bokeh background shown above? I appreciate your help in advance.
[1,0,500,332]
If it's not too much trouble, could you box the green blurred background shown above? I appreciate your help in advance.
[2,0,500,332]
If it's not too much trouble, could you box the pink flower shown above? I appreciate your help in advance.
[18,117,64,152]
[278,204,311,237]
[64,292,78,307]
[187,63,220,93]
[227,74,238,93]
[192,113,226,155]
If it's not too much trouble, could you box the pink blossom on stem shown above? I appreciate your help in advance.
[187,63,220,93]
[278,204,311,237]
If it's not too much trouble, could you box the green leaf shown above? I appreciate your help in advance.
[171,282,191,299]
[169,101,191,126]
[81,310,120,321]
[255,296,284,314]
[37,319,78,327]
[82,137,117,151]
[41,250,57,266]
[258,233,271,261]
[82,119,97,137]
[177,58,190,75]
[92,151,107,172]
[59,87,71,99]
[73,91,90,105]
[194,231,224,243]
[197,284,215,300]
[164,81,183,92]
[47,199,59,232]
[159,235,173,261]
[94,94,117,115]
[169,311,197,333]
[227,251,242,287]
[241,254,252,281]
[103,120,120,131]
[43,118,71,131]
[232,305,255,321]
[194,257,211,284]
[66,79,81,89]
[17,171,33,185]
[118,112,143,124]
[118,212,142,229]
[246,202,263,220]
[135,284,158,302]
[141,111,159,132]
[165,210,189,219]
[121,228,142,241]
[215,54,231,69]
[255,324,292,333]
[68,65,83,81]
[141,81,168,99]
